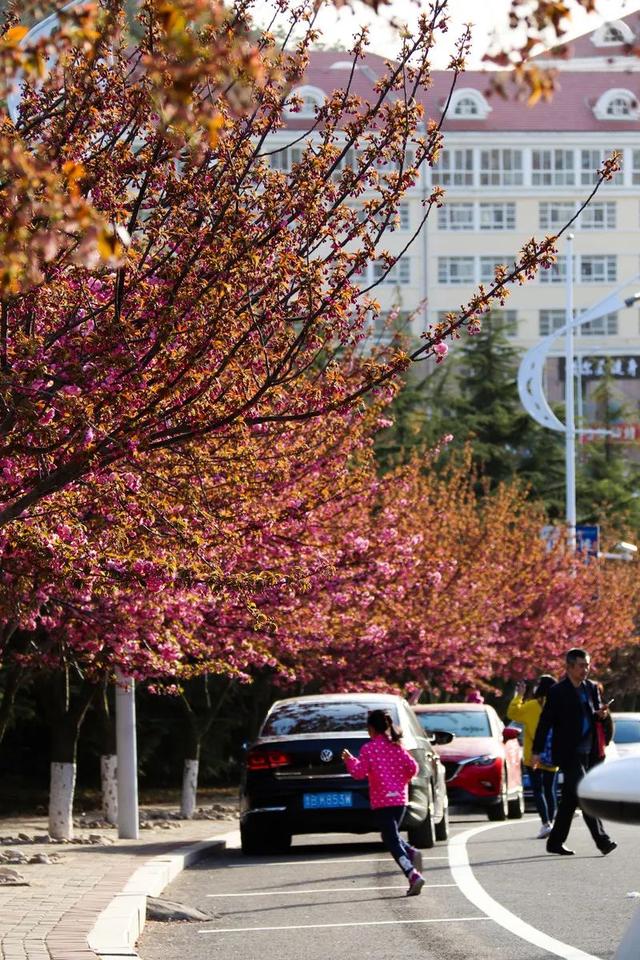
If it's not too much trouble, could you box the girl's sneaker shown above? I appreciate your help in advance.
[537,822,553,839]
[410,847,423,874]
[406,870,425,897]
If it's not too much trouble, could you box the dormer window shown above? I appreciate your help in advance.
[448,89,491,120]
[592,20,635,47]
[286,85,325,118]
[593,88,639,120]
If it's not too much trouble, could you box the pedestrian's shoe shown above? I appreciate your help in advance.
[411,847,423,874]
[537,822,553,839]
[546,842,575,855]
[598,840,617,856]
[406,870,425,897]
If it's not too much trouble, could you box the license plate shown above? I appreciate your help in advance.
[303,791,353,809]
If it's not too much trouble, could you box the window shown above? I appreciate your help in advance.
[479,149,523,187]
[539,202,575,231]
[532,150,575,186]
[539,256,567,284]
[415,710,491,738]
[539,310,566,336]
[580,312,618,335]
[580,202,616,230]
[489,309,518,336]
[480,202,515,230]
[438,203,474,230]
[398,202,410,231]
[581,149,624,185]
[262,699,399,736]
[593,90,639,121]
[479,256,509,284]
[438,257,474,284]
[592,21,635,46]
[579,255,616,284]
[287,85,325,117]
[432,149,474,186]
[449,89,491,119]
[372,259,410,285]
[633,150,640,185]
[270,145,303,171]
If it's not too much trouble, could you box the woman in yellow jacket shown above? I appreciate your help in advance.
[507,675,559,839]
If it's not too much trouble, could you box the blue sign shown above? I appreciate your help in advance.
[576,525,599,558]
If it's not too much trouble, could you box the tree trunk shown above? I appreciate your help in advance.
[101,754,118,824]
[46,673,97,840]
[49,761,77,839]
[180,757,200,819]
[96,682,118,824]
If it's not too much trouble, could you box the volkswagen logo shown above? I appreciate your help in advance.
[320,749,333,763]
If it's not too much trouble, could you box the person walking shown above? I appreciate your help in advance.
[531,647,617,857]
[507,675,559,838]
[342,709,425,896]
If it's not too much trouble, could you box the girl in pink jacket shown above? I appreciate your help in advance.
[342,709,425,896]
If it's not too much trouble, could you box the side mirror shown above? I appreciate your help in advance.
[502,726,520,742]
[578,756,640,824]
[428,730,455,746]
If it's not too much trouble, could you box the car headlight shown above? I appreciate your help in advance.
[461,754,500,767]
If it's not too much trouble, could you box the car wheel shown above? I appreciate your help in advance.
[487,777,508,821]
[508,787,525,820]
[240,821,267,855]
[241,822,292,856]
[408,789,436,849]
[435,803,449,842]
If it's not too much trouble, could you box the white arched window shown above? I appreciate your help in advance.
[593,88,639,120]
[448,89,491,120]
[286,85,325,118]
[591,20,635,47]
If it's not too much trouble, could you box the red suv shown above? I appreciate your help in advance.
[413,703,524,821]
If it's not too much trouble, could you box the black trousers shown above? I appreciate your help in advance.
[549,754,611,849]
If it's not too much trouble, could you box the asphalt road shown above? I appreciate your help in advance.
[140,811,640,960]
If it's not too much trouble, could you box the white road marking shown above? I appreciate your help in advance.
[207,884,457,897]
[199,916,489,934]
[225,855,449,867]
[449,820,603,960]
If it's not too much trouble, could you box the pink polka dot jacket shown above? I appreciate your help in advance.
[344,733,419,809]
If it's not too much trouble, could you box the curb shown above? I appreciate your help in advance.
[88,829,239,960]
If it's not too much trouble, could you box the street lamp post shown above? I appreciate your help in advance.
[517,241,640,551]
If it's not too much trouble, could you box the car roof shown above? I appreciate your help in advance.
[612,712,640,719]
[413,702,490,712]
[269,692,405,709]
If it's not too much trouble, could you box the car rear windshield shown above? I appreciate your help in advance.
[612,719,640,744]
[262,701,399,736]
[417,710,491,738]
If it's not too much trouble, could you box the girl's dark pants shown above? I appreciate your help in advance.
[375,805,414,877]
[527,765,558,823]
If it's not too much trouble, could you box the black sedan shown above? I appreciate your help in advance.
[239,692,450,855]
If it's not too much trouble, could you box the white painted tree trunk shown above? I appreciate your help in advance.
[101,754,118,824]
[49,762,76,840]
[180,758,199,819]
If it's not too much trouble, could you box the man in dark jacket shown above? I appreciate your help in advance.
[532,647,616,856]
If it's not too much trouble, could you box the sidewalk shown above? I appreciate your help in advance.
[0,804,238,960]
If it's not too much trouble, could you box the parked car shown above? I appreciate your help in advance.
[413,702,524,821]
[611,711,640,758]
[240,692,450,855]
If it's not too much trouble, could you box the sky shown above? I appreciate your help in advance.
[256,0,640,66]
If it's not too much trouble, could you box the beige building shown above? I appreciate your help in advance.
[278,14,640,423]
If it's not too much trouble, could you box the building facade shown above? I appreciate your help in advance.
[275,13,640,425]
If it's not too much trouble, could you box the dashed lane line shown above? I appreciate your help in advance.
[449,820,603,960]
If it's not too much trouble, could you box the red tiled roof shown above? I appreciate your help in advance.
[535,10,640,61]
[288,48,640,133]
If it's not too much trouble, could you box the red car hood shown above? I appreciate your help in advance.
[436,736,500,761]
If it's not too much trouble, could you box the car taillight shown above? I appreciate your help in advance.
[247,748,292,770]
